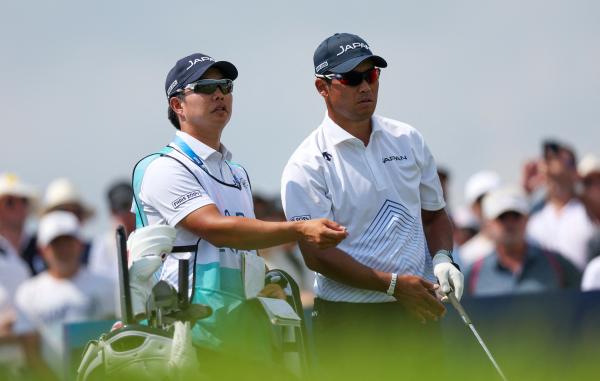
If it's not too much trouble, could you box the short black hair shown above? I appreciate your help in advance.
[107,181,133,213]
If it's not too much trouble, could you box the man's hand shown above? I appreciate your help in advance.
[433,252,464,301]
[297,218,348,249]
[393,275,446,323]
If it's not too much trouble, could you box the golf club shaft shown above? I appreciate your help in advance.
[448,293,508,381]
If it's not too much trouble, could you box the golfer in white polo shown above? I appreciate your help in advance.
[281,33,463,376]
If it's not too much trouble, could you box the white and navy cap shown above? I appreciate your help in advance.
[313,33,387,75]
[165,53,238,98]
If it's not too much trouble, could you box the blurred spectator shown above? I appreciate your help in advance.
[0,173,37,258]
[0,173,35,375]
[458,170,501,267]
[452,206,480,247]
[14,212,115,380]
[582,257,600,291]
[24,178,95,275]
[451,205,480,270]
[579,154,600,291]
[465,186,580,297]
[253,194,316,306]
[88,181,135,284]
[526,141,596,271]
[578,154,600,260]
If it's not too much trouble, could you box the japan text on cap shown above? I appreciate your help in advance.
[313,33,387,75]
[165,53,238,98]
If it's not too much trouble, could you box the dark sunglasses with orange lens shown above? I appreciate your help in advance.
[316,68,381,86]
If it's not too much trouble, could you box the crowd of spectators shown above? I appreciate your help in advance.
[1,139,600,379]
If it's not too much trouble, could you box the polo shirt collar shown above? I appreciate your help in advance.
[175,130,232,161]
[321,113,382,146]
[493,244,539,273]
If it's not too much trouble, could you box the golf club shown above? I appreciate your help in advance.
[448,293,509,381]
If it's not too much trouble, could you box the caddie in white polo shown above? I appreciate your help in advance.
[128,52,347,377]
[281,33,463,378]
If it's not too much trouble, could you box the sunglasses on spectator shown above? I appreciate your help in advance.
[175,79,234,96]
[316,68,381,86]
[3,196,29,209]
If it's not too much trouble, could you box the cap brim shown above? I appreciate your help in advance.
[487,207,527,221]
[329,55,387,74]
[188,61,239,82]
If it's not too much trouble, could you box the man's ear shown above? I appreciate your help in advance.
[169,96,184,117]
[315,78,329,98]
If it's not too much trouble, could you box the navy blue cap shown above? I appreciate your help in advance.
[313,33,387,75]
[165,53,238,98]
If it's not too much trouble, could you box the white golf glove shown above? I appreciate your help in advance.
[127,225,177,318]
[433,251,464,301]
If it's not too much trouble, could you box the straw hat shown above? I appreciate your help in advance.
[0,173,37,200]
[41,178,94,220]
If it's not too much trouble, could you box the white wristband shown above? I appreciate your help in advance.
[386,273,398,296]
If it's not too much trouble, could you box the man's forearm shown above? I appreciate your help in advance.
[299,243,391,293]
[182,213,301,249]
[422,208,454,256]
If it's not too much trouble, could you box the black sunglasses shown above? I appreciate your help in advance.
[178,79,234,96]
[316,68,381,86]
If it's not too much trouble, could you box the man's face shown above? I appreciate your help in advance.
[582,172,600,209]
[0,195,30,229]
[42,235,82,276]
[175,67,233,132]
[488,211,528,246]
[317,60,379,123]
[542,147,578,188]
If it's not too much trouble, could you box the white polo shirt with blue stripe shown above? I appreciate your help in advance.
[281,114,445,303]
[132,130,255,348]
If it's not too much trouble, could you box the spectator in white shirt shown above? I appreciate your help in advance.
[457,170,501,267]
[526,141,596,271]
[14,212,115,380]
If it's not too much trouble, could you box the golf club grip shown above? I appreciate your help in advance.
[116,225,133,324]
[448,293,471,325]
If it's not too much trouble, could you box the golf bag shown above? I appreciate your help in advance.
[77,226,309,380]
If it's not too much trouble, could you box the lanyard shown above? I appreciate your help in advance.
[171,135,241,188]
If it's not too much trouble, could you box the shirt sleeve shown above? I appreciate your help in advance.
[582,257,600,291]
[13,285,35,335]
[140,157,215,226]
[412,129,446,211]
[281,160,333,222]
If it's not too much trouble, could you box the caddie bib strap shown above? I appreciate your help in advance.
[170,136,241,190]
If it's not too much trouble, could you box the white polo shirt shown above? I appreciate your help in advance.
[526,199,596,271]
[281,114,445,303]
